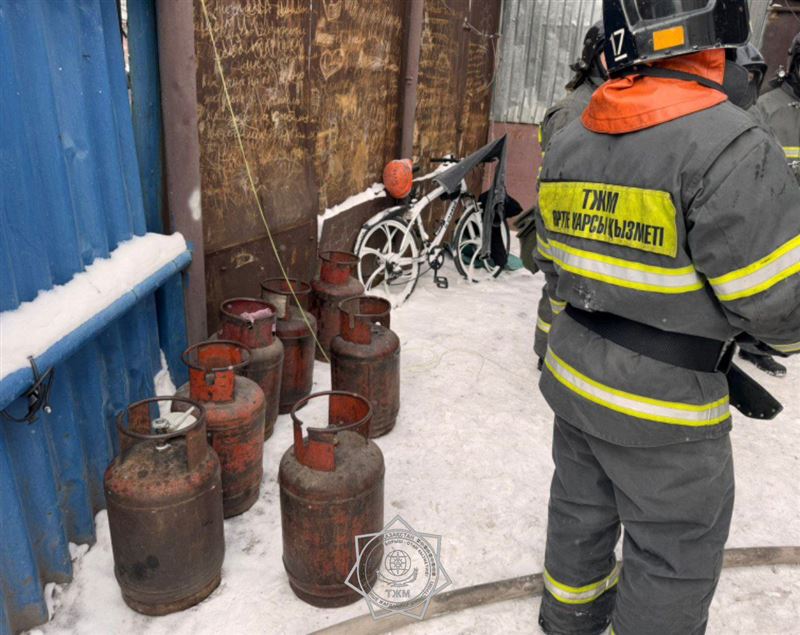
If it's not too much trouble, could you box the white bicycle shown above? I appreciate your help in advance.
[354,157,510,306]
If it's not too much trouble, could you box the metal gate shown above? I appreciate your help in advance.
[0,1,187,632]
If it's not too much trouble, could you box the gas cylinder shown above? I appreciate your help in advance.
[175,341,265,518]
[260,277,317,414]
[105,397,224,615]
[279,391,384,607]
[217,298,283,438]
[331,296,400,437]
[311,251,364,362]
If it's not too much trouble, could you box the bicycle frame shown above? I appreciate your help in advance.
[397,178,469,259]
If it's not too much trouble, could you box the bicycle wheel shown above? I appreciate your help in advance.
[452,200,510,283]
[355,217,421,306]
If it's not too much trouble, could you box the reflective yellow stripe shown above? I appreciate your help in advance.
[785,146,800,159]
[546,238,704,294]
[549,297,566,315]
[544,563,621,605]
[537,235,553,261]
[539,181,678,257]
[771,340,800,354]
[708,234,800,301]
[545,349,730,426]
[537,317,551,334]
[538,126,545,171]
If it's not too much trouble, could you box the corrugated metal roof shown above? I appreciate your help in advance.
[492,0,773,125]
[0,1,184,632]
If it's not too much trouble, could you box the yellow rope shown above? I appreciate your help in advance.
[198,0,330,362]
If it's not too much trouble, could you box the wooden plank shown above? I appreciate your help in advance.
[194,0,317,254]
[309,0,405,210]
[204,219,317,333]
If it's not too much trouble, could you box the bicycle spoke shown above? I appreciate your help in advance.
[365,264,387,290]
[464,220,481,240]
[360,247,385,260]
[382,223,403,246]
[459,238,481,249]
[468,248,484,281]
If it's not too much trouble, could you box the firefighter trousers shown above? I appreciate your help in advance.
[539,416,735,635]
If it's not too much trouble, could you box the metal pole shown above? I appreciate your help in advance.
[400,0,424,159]
[155,0,208,344]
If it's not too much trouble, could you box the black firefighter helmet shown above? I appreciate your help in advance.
[603,0,750,76]
[736,42,767,94]
[566,21,607,90]
[787,31,800,87]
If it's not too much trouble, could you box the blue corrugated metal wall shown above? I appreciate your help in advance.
[0,1,186,632]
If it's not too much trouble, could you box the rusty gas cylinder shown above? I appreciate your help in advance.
[331,296,400,437]
[105,397,224,615]
[217,298,283,438]
[279,391,384,607]
[260,277,317,414]
[311,252,364,362]
[175,341,265,518]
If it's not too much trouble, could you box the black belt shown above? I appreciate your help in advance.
[564,305,735,373]
[564,305,782,420]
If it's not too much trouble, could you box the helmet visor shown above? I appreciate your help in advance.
[622,0,713,26]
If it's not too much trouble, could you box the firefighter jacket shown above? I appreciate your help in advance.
[540,80,599,152]
[534,79,600,358]
[535,52,800,446]
[754,83,800,180]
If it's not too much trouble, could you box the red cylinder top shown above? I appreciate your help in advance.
[319,251,359,285]
[116,396,209,471]
[290,391,372,472]
[260,278,312,318]
[182,340,250,403]
[219,298,277,348]
[338,295,392,345]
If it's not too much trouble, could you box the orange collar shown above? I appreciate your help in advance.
[582,50,728,134]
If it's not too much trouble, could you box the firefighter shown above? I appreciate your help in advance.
[735,43,789,377]
[518,21,606,368]
[737,42,767,112]
[534,1,800,633]
[754,32,800,184]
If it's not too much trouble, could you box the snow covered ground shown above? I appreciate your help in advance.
[34,250,800,635]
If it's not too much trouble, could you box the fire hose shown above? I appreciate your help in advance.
[312,546,800,635]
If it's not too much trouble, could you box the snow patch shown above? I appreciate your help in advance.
[153,351,176,398]
[44,583,62,621]
[68,543,90,562]
[0,233,187,380]
[153,350,178,418]
[188,188,202,222]
[317,183,386,241]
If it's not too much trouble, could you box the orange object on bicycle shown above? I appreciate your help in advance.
[382,159,413,199]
